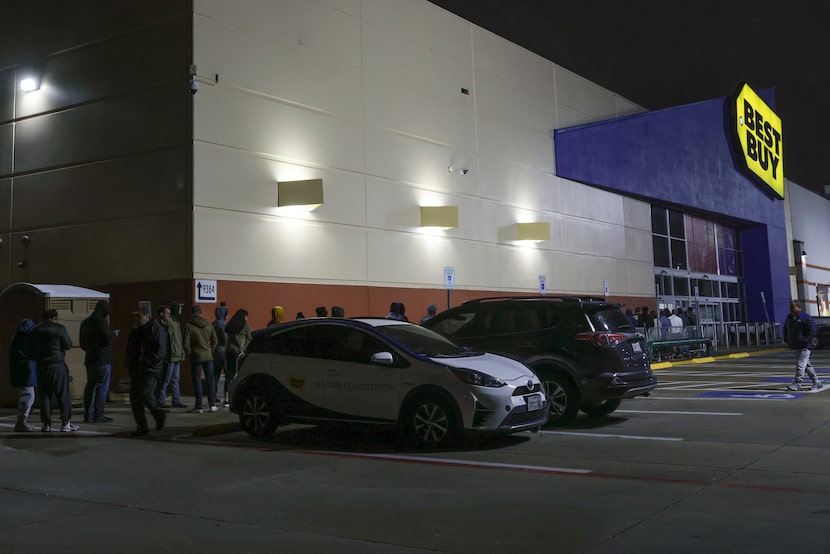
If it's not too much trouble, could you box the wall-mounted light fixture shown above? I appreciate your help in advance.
[277,179,324,211]
[420,206,458,229]
[19,76,41,92]
[447,166,469,176]
[515,222,550,242]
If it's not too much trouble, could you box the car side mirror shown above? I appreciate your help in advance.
[371,352,394,365]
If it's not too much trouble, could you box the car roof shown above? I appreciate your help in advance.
[457,295,619,308]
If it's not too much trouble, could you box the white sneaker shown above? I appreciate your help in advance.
[60,423,80,432]
[786,382,802,391]
[209,405,218,412]
[812,381,824,391]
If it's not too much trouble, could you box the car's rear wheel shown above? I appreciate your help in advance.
[580,398,622,417]
[238,383,281,437]
[540,375,579,426]
[404,394,460,449]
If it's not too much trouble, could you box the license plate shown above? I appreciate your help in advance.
[632,342,642,353]
[526,394,541,411]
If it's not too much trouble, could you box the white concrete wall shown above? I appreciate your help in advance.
[787,180,830,314]
[191,0,652,296]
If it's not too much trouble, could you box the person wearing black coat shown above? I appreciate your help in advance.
[9,318,37,432]
[79,299,119,423]
[29,309,78,433]
[126,307,168,437]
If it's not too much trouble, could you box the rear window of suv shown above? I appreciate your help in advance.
[588,307,637,332]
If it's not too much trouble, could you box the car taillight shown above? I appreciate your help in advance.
[576,332,630,346]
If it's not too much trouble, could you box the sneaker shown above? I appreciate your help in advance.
[14,422,34,432]
[131,428,149,437]
[41,424,51,433]
[209,405,218,412]
[786,382,802,391]
[93,416,114,423]
[812,381,824,391]
[187,407,204,414]
[60,423,80,433]
[222,401,230,408]
[155,414,166,432]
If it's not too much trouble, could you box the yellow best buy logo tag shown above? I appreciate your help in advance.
[289,377,305,390]
[734,83,783,199]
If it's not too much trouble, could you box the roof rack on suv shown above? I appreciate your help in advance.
[460,295,612,305]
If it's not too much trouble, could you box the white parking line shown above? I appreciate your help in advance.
[539,430,683,441]
[616,409,742,416]
[327,451,592,474]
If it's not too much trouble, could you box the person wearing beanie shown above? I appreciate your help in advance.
[126,306,168,437]
[9,319,37,432]
[158,302,186,408]
[183,305,219,413]
[267,306,285,327]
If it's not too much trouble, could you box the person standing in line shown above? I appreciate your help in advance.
[331,306,345,318]
[658,309,672,340]
[30,309,78,433]
[183,305,219,413]
[420,304,437,325]
[212,302,229,400]
[79,299,119,424]
[125,307,167,437]
[267,306,285,327]
[315,306,328,317]
[9,318,37,432]
[784,300,823,391]
[158,302,186,409]
[222,309,253,408]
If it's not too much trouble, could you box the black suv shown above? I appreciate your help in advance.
[422,296,657,425]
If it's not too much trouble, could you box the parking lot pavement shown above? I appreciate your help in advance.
[0,397,241,437]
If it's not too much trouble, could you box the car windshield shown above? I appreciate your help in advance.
[589,307,637,332]
[377,323,478,357]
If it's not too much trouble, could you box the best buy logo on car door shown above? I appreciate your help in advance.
[733,83,784,199]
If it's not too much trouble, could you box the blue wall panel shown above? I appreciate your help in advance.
[554,89,790,323]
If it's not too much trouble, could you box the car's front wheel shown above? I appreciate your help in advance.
[238,383,281,437]
[580,398,622,417]
[404,394,460,449]
[540,375,579,426]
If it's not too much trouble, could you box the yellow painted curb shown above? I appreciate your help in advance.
[192,421,242,437]
[691,356,716,364]
[728,352,750,359]
[650,362,673,370]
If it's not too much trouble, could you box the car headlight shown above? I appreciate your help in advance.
[449,367,506,387]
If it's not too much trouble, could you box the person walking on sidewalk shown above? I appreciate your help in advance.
[183,305,219,413]
[784,300,823,391]
[125,307,168,437]
[30,309,78,433]
[9,318,37,432]
[79,299,119,423]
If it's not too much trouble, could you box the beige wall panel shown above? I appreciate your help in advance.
[193,208,368,283]
[365,177,481,240]
[623,196,653,232]
[194,15,363,119]
[366,230,499,289]
[560,179,625,225]
[494,245,561,291]
[476,115,554,174]
[554,65,617,121]
[0,178,8,233]
[7,214,190,286]
[555,102,599,130]
[475,70,557,135]
[194,0,362,70]
[478,156,561,212]
[363,70,475,151]
[195,86,365,174]
[194,143,367,227]
[362,0,473,66]
[472,28,556,98]
[0,70,13,123]
[0,124,10,176]
[15,87,190,173]
[616,95,646,117]
[364,127,478,195]
[13,148,189,230]
[623,226,655,264]
[318,0,360,17]
[361,22,473,106]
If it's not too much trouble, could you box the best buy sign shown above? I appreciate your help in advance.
[733,83,784,199]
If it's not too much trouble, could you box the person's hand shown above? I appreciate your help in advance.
[113,329,121,337]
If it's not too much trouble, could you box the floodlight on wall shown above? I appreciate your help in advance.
[20,76,41,92]
[277,179,324,211]
[420,206,458,229]
[515,222,550,242]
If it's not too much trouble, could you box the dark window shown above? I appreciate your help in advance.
[428,308,477,338]
[670,239,687,270]
[651,206,668,235]
[653,236,670,267]
[668,209,685,238]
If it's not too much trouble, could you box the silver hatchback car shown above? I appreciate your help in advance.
[229,318,547,448]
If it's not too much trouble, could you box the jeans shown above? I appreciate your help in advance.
[794,348,818,383]
[191,360,216,409]
[159,361,182,406]
[84,364,111,421]
[213,348,226,397]
[17,386,36,424]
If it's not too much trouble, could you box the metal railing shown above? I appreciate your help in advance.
[639,322,780,351]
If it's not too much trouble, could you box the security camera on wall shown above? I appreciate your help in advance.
[189,79,199,94]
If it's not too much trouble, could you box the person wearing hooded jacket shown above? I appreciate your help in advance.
[267,305,285,326]
[158,302,186,408]
[126,307,168,437]
[223,309,253,407]
[212,302,229,400]
[79,299,119,423]
[183,305,219,413]
[30,309,78,433]
[9,318,37,432]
